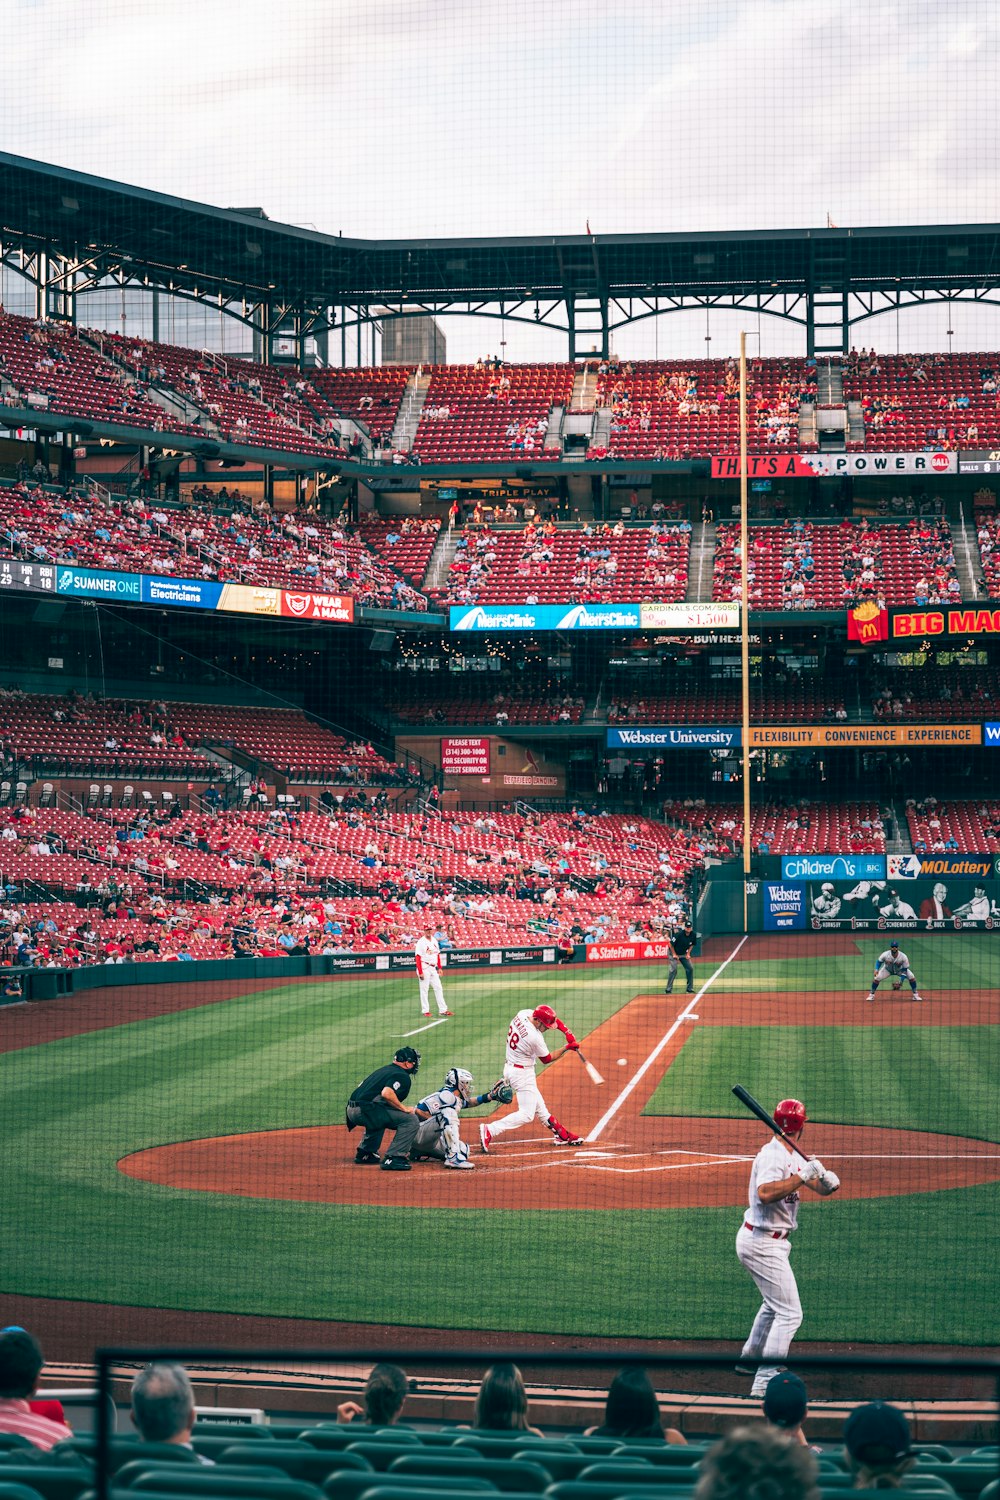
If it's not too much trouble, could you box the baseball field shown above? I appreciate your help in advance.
[2,932,998,1359]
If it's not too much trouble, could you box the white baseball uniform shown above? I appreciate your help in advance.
[414,934,447,1015]
[486,1008,554,1140]
[736,1136,809,1396]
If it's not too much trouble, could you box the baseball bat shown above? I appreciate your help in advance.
[576,1049,605,1086]
[731,1085,802,1152]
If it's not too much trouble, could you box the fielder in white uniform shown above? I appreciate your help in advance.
[736,1098,840,1397]
[411,1067,502,1170]
[414,927,451,1017]
[479,1003,582,1152]
[868,940,922,1002]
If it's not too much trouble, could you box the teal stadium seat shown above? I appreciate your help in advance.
[191,1426,275,1442]
[129,1474,323,1500]
[117,1464,285,1491]
[343,1447,423,1474]
[219,1444,370,1485]
[978,1481,1000,1500]
[912,1458,996,1494]
[576,1465,694,1487]
[547,1482,692,1500]
[0,1485,49,1500]
[452,1439,578,1461]
[323,1476,495,1500]
[0,1441,38,1456]
[0,1467,91,1500]
[388,1457,553,1493]
[51,1443,195,1476]
[605,1447,704,1468]
[511,1451,592,1482]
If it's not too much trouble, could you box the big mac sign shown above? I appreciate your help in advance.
[848,603,1000,645]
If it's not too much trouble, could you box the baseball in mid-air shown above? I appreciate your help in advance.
[617,1058,627,1066]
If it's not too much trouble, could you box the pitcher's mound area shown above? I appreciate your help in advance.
[119,1118,1000,1210]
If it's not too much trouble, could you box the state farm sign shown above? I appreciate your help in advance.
[441,736,491,775]
[586,939,675,963]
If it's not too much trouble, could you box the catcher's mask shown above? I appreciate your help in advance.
[444,1066,474,1101]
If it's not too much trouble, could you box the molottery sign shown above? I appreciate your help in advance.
[887,854,993,881]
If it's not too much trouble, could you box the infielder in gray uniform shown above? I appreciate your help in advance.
[868,939,922,1002]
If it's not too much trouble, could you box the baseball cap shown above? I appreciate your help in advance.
[844,1401,912,1465]
[763,1372,808,1428]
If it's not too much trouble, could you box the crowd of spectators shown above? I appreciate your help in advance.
[0,1329,969,1497]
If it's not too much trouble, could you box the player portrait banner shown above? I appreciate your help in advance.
[440,737,491,775]
[711,452,956,479]
[804,878,999,931]
[848,604,1000,645]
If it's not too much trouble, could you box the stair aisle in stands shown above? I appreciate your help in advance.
[423,526,461,592]
[686,521,716,603]
[390,371,431,451]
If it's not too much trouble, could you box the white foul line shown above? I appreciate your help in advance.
[401,1017,449,1037]
[586,935,748,1143]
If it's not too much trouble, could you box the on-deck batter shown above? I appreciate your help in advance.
[736,1098,841,1397]
[479,1004,583,1152]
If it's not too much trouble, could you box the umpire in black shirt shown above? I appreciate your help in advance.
[666,921,697,994]
[347,1046,423,1171]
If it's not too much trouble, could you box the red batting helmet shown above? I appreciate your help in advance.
[774,1098,807,1133]
[532,1004,557,1027]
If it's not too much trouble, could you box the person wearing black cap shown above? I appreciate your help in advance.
[763,1372,817,1451]
[843,1400,914,1488]
[346,1047,424,1171]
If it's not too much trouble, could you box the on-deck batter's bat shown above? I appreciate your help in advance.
[576,1048,604,1086]
[732,1085,804,1152]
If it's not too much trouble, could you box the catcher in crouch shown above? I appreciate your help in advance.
[410,1066,512,1170]
[480,1003,583,1153]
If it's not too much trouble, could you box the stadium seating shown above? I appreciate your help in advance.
[906,799,1000,854]
[712,519,959,609]
[411,366,573,462]
[843,350,1000,450]
[428,524,690,607]
[661,801,886,855]
[309,367,413,444]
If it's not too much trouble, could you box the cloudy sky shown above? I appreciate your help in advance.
[4,0,1000,360]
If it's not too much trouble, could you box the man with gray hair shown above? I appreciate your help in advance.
[130,1364,209,1459]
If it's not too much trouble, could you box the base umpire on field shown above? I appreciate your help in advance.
[346,1046,423,1172]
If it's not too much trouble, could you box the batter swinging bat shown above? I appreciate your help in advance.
[576,1049,605,1086]
[732,1085,801,1151]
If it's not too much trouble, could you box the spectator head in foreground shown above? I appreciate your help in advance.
[695,1425,819,1500]
[131,1363,197,1445]
[0,1326,73,1450]
[474,1362,543,1434]
[338,1362,409,1425]
[763,1371,809,1445]
[585,1365,685,1443]
[843,1401,913,1488]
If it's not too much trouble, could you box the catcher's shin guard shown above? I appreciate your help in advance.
[546,1113,581,1144]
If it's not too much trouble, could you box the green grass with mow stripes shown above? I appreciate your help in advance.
[0,940,997,1345]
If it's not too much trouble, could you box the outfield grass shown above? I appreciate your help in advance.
[2,944,998,1345]
[711,933,1000,992]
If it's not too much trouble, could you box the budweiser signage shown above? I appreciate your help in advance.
[280,590,354,623]
[586,939,676,963]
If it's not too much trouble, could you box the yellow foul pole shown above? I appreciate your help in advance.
[739,332,751,932]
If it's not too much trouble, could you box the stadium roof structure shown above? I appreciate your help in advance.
[5,152,1000,356]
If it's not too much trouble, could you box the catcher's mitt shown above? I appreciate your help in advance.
[490,1079,514,1104]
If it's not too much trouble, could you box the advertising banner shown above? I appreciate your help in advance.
[501,772,560,788]
[803,877,1000,930]
[712,453,956,479]
[848,605,1000,646]
[638,602,740,630]
[450,603,641,631]
[325,945,559,973]
[217,583,281,616]
[0,560,56,592]
[986,723,1000,746]
[782,855,886,881]
[56,567,142,600]
[441,737,491,775]
[764,883,807,931]
[280,590,355,623]
[607,726,741,749]
[585,939,677,963]
[886,854,993,881]
[749,724,981,747]
[141,576,223,610]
